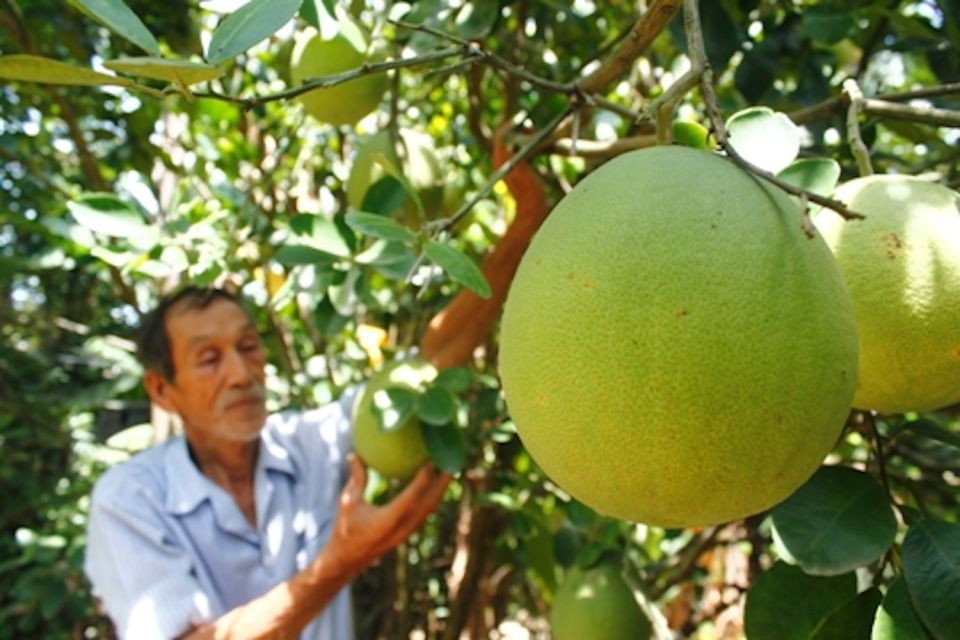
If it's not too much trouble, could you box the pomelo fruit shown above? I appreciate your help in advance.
[352,358,437,480]
[498,146,858,528]
[814,175,960,413]
[550,559,652,640]
[347,129,446,228]
[289,22,388,127]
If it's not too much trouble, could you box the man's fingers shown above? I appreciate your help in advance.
[340,453,367,507]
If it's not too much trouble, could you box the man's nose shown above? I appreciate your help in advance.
[223,347,256,387]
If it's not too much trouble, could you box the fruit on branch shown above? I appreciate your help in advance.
[289,20,388,126]
[499,146,858,528]
[352,358,436,480]
[347,128,448,228]
[814,175,960,413]
[550,559,652,640]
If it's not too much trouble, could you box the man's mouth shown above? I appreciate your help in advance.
[227,396,265,411]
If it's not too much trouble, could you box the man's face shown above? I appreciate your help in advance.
[152,298,267,443]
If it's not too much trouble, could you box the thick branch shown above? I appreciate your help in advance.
[577,0,682,94]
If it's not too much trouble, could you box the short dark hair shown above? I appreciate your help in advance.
[137,286,250,381]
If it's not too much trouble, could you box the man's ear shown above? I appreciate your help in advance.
[144,369,176,413]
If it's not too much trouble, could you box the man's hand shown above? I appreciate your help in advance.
[329,453,452,575]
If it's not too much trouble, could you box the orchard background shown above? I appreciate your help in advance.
[1,0,958,638]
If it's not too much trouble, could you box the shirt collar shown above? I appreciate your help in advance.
[162,425,298,516]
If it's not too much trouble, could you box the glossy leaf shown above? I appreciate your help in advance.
[345,211,417,244]
[370,387,417,433]
[902,519,960,640]
[745,562,857,640]
[432,367,473,393]
[273,245,338,266]
[811,588,882,640]
[67,195,151,239]
[0,55,135,88]
[726,106,800,174]
[771,466,897,576]
[455,2,500,40]
[422,424,466,474]
[424,241,491,299]
[872,578,933,640]
[414,387,457,426]
[778,158,842,199]
[206,0,303,65]
[68,0,160,55]
[104,57,223,86]
[354,240,418,280]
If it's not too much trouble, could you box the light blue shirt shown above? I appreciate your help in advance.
[84,389,359,639]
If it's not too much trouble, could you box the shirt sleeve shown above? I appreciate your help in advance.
[84,472,214,640]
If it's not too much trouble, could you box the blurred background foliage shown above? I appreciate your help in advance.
[0,0,958,638]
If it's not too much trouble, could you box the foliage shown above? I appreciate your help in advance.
[1,0,958,638]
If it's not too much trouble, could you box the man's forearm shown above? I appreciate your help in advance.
[181,545,361,640]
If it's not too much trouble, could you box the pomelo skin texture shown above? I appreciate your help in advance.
[352,359,437,480]
[498,146,858,528]
[550,560,652,640]
[814,175,960,413]
[290,28,388,127]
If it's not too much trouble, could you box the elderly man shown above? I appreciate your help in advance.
[84,132,551,639]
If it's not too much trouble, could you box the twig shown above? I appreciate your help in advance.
[687,1,865,222]
[546,134,657,158]
[863,412,901,520]
[428,103,576,233]
[843,79,875,176]
[789,83,960,126]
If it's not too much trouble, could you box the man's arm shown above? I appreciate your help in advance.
[182,455,450,639]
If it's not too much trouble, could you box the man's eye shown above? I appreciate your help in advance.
[240,341,260,352]
[198,352,219,365]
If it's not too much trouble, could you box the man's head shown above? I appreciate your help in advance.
[138,287,267,443]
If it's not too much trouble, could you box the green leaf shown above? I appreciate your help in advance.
[872,578,934,640]
[67,195,152,239]
[421,424,466,473]
[414,387,457,426]
[370,387,417,433]
[345,210,417,244]
[372,153,424,217]
[354,240,418,280]
[433,367,473,393]
[361,176,408,217]
[424,241,491,299]
[726,106,801,174]
[68,0,160,56]
[455,1,500,40]
[771,466,897,576]
[744,561,857,640]
[802,10,854,45]
[778,158,842,199]
[104,57,223,87]
[672,120,711,150]
[206,0,303,65]
[299,0,335,29]
[902,519,960,640]
[0,55,135,88]
[900,418,960,450]
[274,245,338,266]
[812,588,883,640]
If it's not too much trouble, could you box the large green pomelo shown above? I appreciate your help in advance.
[352,359,436,480]
[498,146,858,528]
[814,175,960,413]
[550,560,652,640]
[347,129,446,228]
[289,25,388,127]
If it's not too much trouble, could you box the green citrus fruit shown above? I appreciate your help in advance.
[550,560,652,640]
[347,129,446,228]
[814,175,960,413]
[289,23,388,126]
[499,146,858,528]
[352,359,437,480]
[672,120,711,150]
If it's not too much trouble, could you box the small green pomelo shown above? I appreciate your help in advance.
[499,146,858,528]
[289,23,388,127]
[352,359,437,480]
[550,560,652,640]
[814,175,960,413]
[347,129,446,228]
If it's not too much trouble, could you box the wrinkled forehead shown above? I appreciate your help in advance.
[164,297,256,350]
